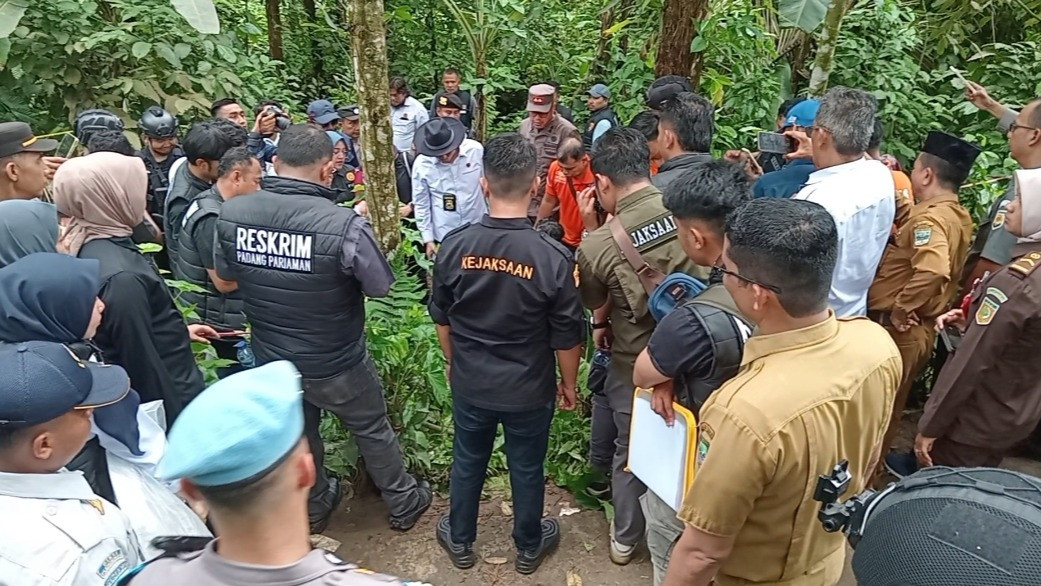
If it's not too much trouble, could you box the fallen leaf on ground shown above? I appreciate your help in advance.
[310,534,342,552]
[567,570,583,586]
[485,556,508,565]
[501,501,513,516]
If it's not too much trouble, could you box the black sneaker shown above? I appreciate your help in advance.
[308,475,344,534]
[884,451,919,479]
[515,518,561,575]
[389,479,433,532]
[436,514,476,569]
[585,479,611,500]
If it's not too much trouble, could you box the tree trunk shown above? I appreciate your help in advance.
[302,0,324,79]
[655,0,708,81]
[265,0,284,61]
[475,48,487,142]
[346,0,400,253]
[590,0,633,83]
[807,0,853,97]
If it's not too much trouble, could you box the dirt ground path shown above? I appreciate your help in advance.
[324,416,1041,585]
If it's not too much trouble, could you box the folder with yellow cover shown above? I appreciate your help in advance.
[627,388,698,512]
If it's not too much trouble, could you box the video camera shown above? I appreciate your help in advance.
[263,106,292,132]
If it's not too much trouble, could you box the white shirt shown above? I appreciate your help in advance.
[412,139,487,243]
[391,96,430,152]
[794,157,895,316]
[0,470,141,586]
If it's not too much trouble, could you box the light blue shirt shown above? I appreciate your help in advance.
[0,470,142,585]
[794,157,896,317]
[592,119,613,144]
[412,139,487,243]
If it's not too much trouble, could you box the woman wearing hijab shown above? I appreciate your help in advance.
[327,129,360,204]
[910,168,1041,470]
[0,199,59,268]
[53,152,205,426]
[0,253,168,496]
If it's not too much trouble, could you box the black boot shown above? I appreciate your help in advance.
[308,475,343,534]
[389,479,433,531]
[436,514,476,569]
[515,518,561,575]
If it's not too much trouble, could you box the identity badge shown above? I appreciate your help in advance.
[443,193,457,212]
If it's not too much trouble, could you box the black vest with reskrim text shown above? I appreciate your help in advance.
[214,179,365,379]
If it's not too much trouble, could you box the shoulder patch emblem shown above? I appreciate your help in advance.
[913,225,932,246]
[696,422,714,466]
[975,287,1008,325]
[993,209,1007,229]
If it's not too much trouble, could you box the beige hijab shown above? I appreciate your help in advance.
[1016,168,1041,244]
[53,152,148,256]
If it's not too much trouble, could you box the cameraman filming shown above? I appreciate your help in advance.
[248,99,290,172]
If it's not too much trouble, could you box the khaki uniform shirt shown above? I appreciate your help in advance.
[576,185,706,366]
[519,114,579,216]
[678,315,900,585]
[868,193,974,323]
[130,542,430,585]
[919,243,1041,450]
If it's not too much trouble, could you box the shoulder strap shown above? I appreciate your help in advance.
[690,283,744,317]
[608,217,666,295]
[1009,251,1041,278]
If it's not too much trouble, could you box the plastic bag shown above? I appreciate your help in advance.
[107,454,211,560]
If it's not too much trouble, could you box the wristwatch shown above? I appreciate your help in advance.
[591,318,610,330]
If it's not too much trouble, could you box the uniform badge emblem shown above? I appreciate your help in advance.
[443,193,457,212]
[346,171,356,183]
[993,210,1007,229]
[696,422,714,467]
[913,225,932,246]
[975,287,1008,325]
[87,499,106,515]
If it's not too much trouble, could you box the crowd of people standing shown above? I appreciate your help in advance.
[1,62,1041,586]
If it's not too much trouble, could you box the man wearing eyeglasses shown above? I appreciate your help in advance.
[663,198,900,586]
[959,82,1041,297]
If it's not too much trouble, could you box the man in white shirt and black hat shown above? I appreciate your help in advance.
[412,117,487,259]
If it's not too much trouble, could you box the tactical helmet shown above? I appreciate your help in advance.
[139,106,179,138]
[74,109,125,144]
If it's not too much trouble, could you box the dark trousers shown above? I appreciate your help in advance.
[302,354,418,519]
[589,391,617,475]
[449,396,555,551]
[931,437,1004,468]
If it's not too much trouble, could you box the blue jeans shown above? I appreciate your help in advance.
[449,396,555,551]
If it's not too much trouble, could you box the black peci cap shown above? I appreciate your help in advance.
[921,131,982,185]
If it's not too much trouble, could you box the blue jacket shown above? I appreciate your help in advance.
[754,158,816,199]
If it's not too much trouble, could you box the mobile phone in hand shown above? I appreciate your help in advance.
[758,131,792,154]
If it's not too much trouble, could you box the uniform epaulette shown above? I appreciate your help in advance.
[1009,251,1041,278]
[440,222,475,243]
[536,231,574,262]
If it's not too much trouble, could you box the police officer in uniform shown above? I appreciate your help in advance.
[214,124,431,534]
[663,198,900,586]
[907,168,1041,471]
[124,362,430,586]
[576,127,704,565]
[428,133,586,575]
[0,341,140,586]
[176,147,261,376]
[631,161,753,586]
[520,84,580,220]
[867,131,980,468]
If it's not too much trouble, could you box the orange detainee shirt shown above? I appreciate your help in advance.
[546,160,595,247]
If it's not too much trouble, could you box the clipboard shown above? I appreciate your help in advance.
[627,388,698,512]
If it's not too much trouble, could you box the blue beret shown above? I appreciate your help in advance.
[159,361,304,486]
[785,99,821,128]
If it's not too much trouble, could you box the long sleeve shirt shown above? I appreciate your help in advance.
[391,96,429,152]
[794,158,896,316]
[411,139,487,244]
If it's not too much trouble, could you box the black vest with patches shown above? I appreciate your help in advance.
[175,189,246,331]
[674,283,751,416]
[215,180,365,379]
[583,106,620,150]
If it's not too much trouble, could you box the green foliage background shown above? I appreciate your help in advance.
[7,0,1041,493]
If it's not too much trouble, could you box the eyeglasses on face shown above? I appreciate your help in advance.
[711,264,783,294]
[1008,122,1040,135]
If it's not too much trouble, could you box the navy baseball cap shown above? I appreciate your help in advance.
[0,341,130,428]
[307,99,340,125]
[588,83,611,99]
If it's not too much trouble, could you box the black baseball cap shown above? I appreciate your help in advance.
[0,341,130,429]
[0,122,59,159]
[436,93,464,111]
[337,105,361,121]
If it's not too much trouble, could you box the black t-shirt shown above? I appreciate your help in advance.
[646,304,715,382]
[428,216,586,411]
